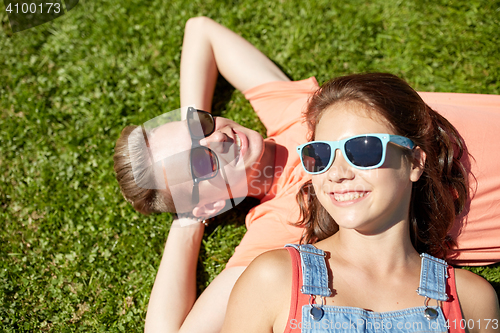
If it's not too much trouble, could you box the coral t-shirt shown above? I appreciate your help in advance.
[419,92,500,265]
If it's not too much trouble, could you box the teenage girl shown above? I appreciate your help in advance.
[221,73,500,333]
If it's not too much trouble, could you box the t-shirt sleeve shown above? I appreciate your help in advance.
[243,77,320,137]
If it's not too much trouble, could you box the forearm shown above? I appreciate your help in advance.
[180,17,218,113]
[179,16,289,118]
[144,219,205,333]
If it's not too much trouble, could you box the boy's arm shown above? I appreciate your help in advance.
[180,16,289,113]
[144,219,245,333]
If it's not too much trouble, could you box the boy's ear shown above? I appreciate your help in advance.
[192,199,226,219]
[410,147,426,182]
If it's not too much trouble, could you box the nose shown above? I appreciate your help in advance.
[199,130,232,155]
[325,149,355,182]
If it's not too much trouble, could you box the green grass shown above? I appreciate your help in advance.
[1,0,499,331]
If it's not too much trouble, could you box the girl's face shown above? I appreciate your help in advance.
[312,102,425,234]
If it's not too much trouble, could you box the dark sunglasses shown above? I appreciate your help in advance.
[296,133,415,174]
[186,107,219,205]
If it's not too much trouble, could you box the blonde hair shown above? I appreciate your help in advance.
[113,126,175,214]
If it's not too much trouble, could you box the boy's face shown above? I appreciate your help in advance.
[143,114,265,213]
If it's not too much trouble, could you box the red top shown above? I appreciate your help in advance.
[284,247,465,333]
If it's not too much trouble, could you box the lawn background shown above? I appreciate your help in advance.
[1,0,499,331]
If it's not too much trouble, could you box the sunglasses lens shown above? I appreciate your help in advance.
[301,143,332,173]
[345,136,383,168]
[188,111,215,138]
[191,147,218,179]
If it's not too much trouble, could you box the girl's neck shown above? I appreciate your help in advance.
[320,220,420,274]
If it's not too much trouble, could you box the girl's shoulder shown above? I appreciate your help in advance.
[453,268,500,331]
[221,249,293,332]
[244,248,293,284]
[230,248,293,304]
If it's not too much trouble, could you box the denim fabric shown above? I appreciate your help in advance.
[286,244,332,297]
[285,244,449,333]
[417,253,449,301]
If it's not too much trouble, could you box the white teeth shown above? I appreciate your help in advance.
[333,192,366,202]
[235,133,241,153]
[234,133,241,165]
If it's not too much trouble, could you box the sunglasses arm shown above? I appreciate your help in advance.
[389,135,415,150]
[191,179,200,205]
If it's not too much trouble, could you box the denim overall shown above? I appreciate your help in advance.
[286,244,449,332]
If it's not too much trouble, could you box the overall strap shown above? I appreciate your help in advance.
[417,253,449,301]
[285,244,331,297]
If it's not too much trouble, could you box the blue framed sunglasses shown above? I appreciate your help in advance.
[296,133,415,174]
